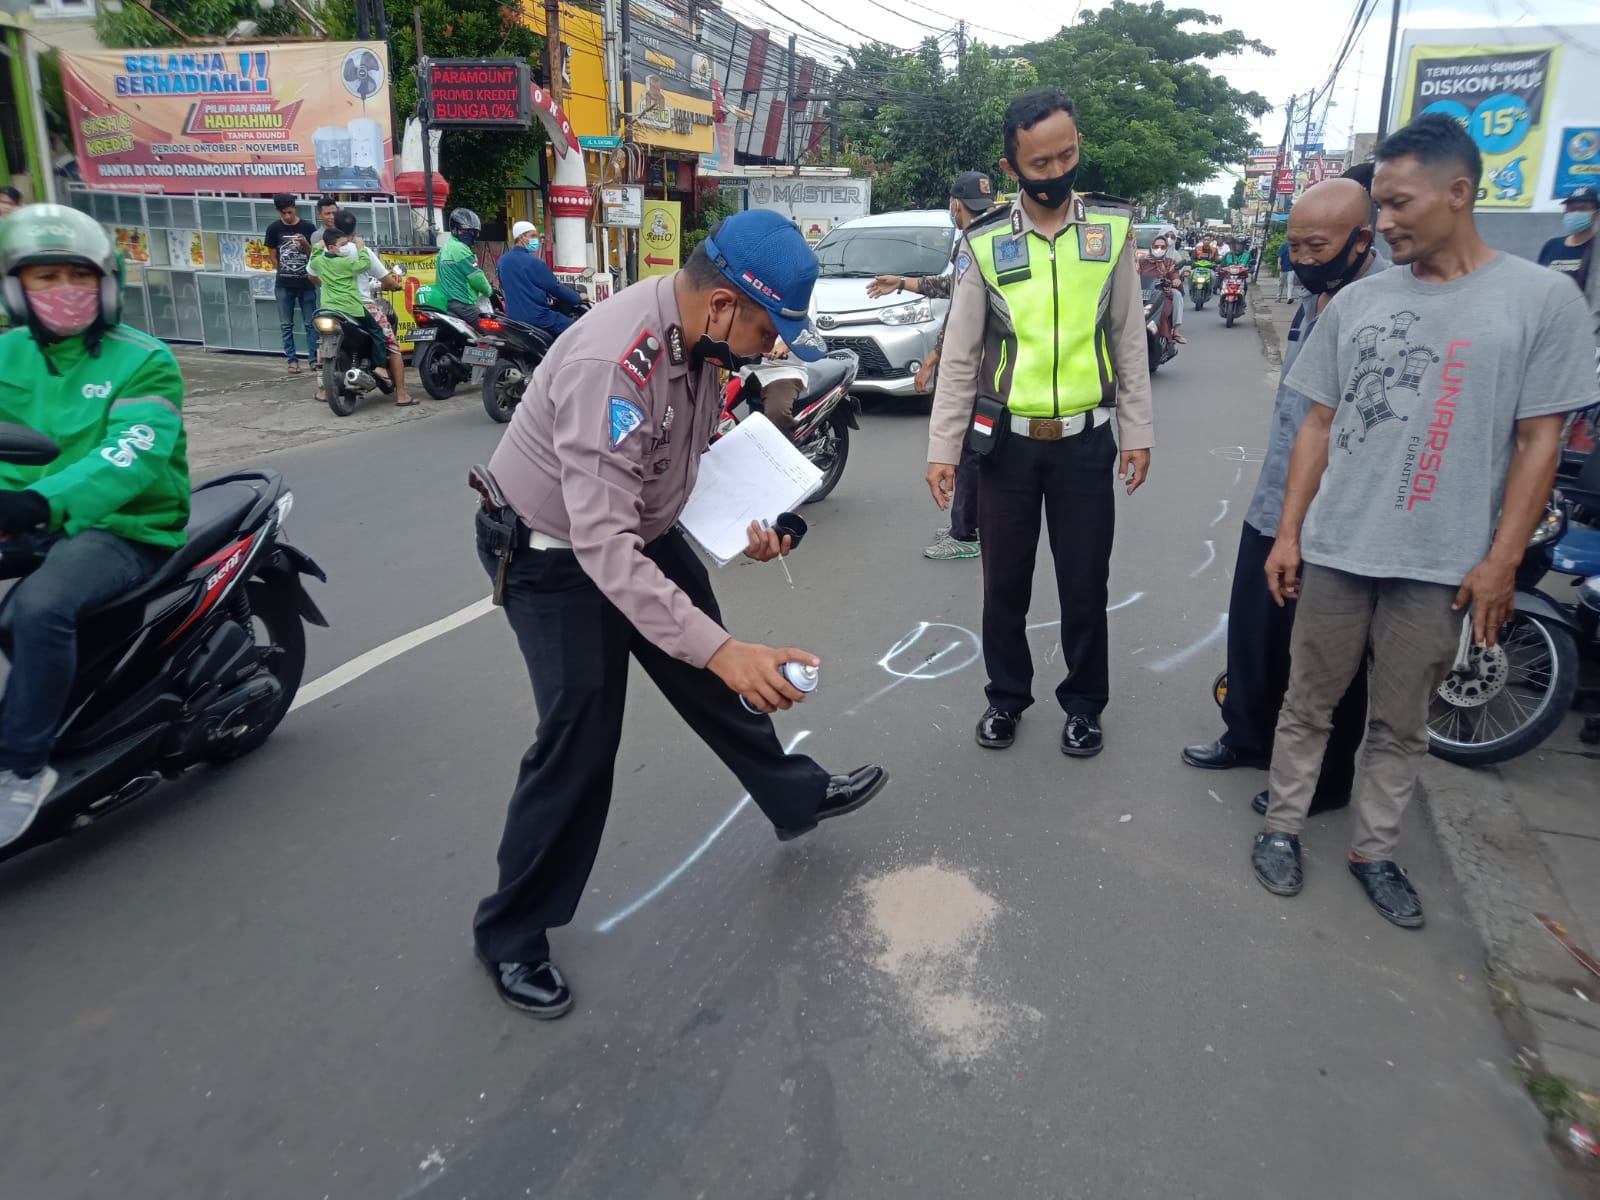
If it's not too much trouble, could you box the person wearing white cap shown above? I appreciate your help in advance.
[497,221,586,339]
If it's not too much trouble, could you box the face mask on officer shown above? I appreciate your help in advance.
[1006,112,1081,213]
[1292,226,1372,296]
[692,291,767,371]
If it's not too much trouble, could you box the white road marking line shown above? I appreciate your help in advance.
[289,595,496,712]
[1148,613,1228,673]
[595,730,813,933]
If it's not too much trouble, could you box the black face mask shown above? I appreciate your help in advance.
[691,306,761,371]
[1292,228,1371,296]
[1018,163,1078,211]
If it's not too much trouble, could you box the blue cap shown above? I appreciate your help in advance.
[700,208,827,361]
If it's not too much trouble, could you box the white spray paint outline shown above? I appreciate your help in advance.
[1189,540,1217,579]
[1147,613,1229,673]
[596,730,813,932]
[1210,499,1230,527]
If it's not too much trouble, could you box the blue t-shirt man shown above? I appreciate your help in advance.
[1278,240,1292,274]
[497,221,584,336]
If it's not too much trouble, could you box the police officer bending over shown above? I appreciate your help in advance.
[471,209,888,1018]
[928,87,1154,758]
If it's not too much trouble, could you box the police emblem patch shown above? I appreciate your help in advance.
[955,250,972,278]
[993,237,1029,272]
[620,331,663,385]
[609,396,646,446]
[1079,223,1112,261]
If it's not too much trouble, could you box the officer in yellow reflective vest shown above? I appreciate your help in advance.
[927,87,1154,758]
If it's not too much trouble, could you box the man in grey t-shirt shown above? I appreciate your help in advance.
[1251,115,1600,929]
[1181,180,1385,821]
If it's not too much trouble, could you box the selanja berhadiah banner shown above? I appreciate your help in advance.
[62,43,395,195]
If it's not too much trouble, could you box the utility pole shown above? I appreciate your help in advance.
[956,20,967,64]
[355,0,370,40]
[786,33,798,164]
[1375,0,1402,141]
[544,0,563,102]
[371,0,400,158]
[1256,91,1299,283]
[620,0,634,143]
[413,5,436,240]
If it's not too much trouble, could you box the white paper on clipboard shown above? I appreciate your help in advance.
[679,414,823,566]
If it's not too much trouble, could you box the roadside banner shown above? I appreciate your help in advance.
[388,251,438,350]
[1399,43,1561,209]
[61,43,395,194]
[1554,126,1600,199]
[639,200,681,277]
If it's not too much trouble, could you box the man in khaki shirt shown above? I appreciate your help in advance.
[927,88,1154,758]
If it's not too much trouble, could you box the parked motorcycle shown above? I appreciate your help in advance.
[1188,262,1215,309]
[411,303,496,401]
[314,298,397,417]
[716,350,859,503]
[480,297,592,424]
[1217,265,1249,327]
[0,423,326,865]
[1142,277,1177,374]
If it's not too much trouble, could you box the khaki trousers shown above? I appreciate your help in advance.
[1264,564,1460,860]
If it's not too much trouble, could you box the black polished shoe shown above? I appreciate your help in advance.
[775,765,888,842]
[1061,714,1103,758]
[1252,790,1352,817]
[1251,830,1303,896]
[477,951,574,1019]
[1348,858,1424,929]
[975,706,1019,749]
[1183,739,1270,771]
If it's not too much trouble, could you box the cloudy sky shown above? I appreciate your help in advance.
[723,0,1598,183]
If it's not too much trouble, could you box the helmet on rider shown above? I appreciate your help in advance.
[448,207,483,246]
[0,205,122,344]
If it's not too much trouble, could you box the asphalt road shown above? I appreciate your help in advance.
[0,298,1567,1200]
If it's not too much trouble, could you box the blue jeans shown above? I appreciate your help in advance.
[0,530,169,774]
[276,286,319,366]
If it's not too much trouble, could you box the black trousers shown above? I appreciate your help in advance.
[472,525,830,964]
[950,444,981,543]
[977,420,1117,717]
[1221,521,1367,802]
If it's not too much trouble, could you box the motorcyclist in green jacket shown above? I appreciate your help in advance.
[437,207,493,323]
[0,205,190,846]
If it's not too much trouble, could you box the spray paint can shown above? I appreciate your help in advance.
[741,661,819,713]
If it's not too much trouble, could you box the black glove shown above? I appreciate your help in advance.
[0,489,50,536]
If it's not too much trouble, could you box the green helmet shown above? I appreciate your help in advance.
[0,204,123,329]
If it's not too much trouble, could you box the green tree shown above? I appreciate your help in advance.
[1196,192,1225,221]
[1228,179,1246,210]
[323,0,545,219]
[95,0,302,46]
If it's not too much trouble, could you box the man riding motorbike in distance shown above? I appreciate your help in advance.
[437,207,494,323]
[0,205,190,846]
[1138,233,1188,344]
[497,221,586,339]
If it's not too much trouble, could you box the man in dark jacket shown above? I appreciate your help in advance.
[498,221,585,338]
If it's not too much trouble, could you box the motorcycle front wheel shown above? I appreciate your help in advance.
[1427,611,1580,766]
[415,343,461,401]
[801,418,850,504]
[482,357,525,424]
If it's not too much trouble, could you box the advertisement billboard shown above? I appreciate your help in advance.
[630,17,714,154]
[427,59,532,127]
[1553,126,1600,198]
[1399,43,1562,209]
[639,200,681,277]
[62,43,395,194]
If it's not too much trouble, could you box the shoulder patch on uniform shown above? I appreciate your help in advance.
[620,330,663,386]
[955,250,972,278]
[609,396,646,446]
[1078,223,1112,262]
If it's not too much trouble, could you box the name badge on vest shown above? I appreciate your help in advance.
[992,236,1029,274]
[1078,223,1113,262]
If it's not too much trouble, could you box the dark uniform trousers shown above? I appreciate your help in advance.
[473,525,830,964]
[1222,521,1367,803]
[949,444,982,543]
[977,418,1117,717]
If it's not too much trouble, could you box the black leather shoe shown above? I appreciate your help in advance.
[975,706,1019,749]
[1061,714,1103,758]
[775,765,888,842]
[477,952,574,1019]
[1348,858,1424,929]
[1252,790,1351,817]
[1183,739,1270,770]
[1251,830,1303,896]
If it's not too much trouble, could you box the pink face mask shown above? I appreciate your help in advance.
[28,283,101,337]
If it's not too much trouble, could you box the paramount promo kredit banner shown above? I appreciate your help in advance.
[62,43,395,195]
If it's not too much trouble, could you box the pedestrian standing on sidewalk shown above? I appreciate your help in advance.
[868,170,995,562]
[1250,115,1600,928]
[1276,238,1295,303]
[264,193,318,375]
[1181,178,1385,817]
[927,88,1154,758]
[315,196,340,231]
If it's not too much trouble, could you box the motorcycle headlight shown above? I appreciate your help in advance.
[1528,504,1567,547]
[878,298,933,326]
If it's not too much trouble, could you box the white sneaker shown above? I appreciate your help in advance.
[0,767,57,847]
